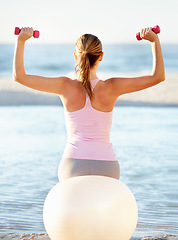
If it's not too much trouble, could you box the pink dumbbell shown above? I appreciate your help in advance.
[14,27,40,38]
[136,25,160,41]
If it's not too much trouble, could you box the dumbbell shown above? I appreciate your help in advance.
[14,27,40,38]
[136,25,160,41]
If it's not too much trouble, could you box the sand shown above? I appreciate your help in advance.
[0,73,178,106]
[0,233,178,240]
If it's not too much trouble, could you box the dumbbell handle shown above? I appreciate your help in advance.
[14,27,40,38]
[136,25,160,41]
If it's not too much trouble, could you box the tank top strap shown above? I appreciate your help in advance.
[85,78,100,107]
[90,78,100,89]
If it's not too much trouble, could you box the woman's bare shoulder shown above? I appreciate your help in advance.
[100,78,117,92]
[62,77,79,88]
[99,77,126,102]
[62,78,85,95]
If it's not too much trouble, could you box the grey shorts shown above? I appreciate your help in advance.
[58,157,120,181]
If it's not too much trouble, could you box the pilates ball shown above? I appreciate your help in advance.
[43,175,138,240]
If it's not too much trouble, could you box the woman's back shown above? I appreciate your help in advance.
[61,78,117,161]
[60,78,117,113]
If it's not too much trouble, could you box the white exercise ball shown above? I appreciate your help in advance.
[43,175,138,240]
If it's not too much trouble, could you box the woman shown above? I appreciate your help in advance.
[13,27,165,181]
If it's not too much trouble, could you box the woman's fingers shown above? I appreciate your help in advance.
[140,27,151,38]
[21,27,32,34]
[29,27,34,35]
[18,27,33,42]
[140,27,158,42]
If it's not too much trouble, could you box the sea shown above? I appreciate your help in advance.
[0,43,178,78]
[0,43,178,239]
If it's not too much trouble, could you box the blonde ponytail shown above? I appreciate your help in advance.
[75,34,102,100]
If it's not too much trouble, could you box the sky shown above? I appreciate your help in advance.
[0,0,178,44]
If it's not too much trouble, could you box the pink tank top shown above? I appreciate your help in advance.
[62,78,117,161]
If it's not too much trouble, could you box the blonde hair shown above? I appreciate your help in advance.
[74,34,103,100]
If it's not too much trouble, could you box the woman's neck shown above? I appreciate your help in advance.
[76,64,99,81]
[88,67,98,80]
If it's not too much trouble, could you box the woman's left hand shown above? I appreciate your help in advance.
[18,27,33,43]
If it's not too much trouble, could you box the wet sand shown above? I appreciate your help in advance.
[0,233,178,240]
[0,73,178,106]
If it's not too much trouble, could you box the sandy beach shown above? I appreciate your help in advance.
[1,233,178,240]
[0,73,178,106]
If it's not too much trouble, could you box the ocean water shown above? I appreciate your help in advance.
[0,106,178,238]
[0,43,178,78]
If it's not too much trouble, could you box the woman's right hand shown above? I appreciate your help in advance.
[140,27,159,42]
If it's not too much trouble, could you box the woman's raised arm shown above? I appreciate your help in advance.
[13,27,69,95]
[108,27,165,97]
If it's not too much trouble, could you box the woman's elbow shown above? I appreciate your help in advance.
[13,73,25,83]
[155,73,165,83]
[13,69,19,82]
[160,70,165,82]
[13,76,21,83]
[160,73,165,82]
[13,74,18,82]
